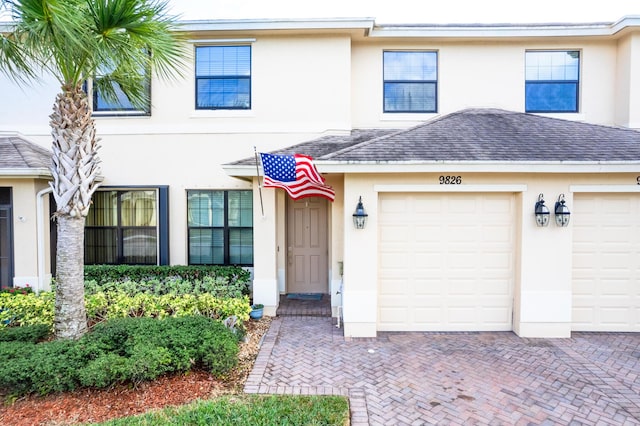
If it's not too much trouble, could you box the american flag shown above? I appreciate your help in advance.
[260,153,335,201]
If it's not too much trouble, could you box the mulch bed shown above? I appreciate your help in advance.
[0,317,272,426]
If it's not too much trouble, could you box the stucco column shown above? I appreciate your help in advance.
[515,188,573,338]
[342,175,378,337]
[252,178,279,316]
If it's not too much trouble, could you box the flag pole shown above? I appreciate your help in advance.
[254,146,265,217]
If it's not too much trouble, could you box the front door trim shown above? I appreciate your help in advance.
[286,197,328,294]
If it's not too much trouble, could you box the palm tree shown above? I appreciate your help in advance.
[0,0,186,339]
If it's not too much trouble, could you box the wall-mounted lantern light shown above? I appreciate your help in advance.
[554,194,571,227]
[534,193,550,227]
[352,196,368,229]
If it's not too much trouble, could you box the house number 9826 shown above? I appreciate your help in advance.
[439,175,462,184]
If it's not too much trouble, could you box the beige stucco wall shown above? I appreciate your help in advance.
[615,32,640,127]
[338,171,640,338]
[351,39,619,128]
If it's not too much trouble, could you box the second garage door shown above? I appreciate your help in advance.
[378,192,516,331]
[572,193,640,332]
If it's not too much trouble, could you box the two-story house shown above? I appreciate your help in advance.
[1,16,640,338]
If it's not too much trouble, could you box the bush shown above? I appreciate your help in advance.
[0,341,40,396]
[0,292,54,328]
[85,276,248,299]
[1,290,251,330]
[0,339,86,396]
[0,324,51,343]
[0,285,34,295]
[0,316,240,397]
[84,265,250,295]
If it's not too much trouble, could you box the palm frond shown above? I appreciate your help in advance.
[2,0,186,95]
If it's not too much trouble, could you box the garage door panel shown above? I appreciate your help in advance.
[482,226,512,242]
[379,308,408,326]
[483,280,511,295]
[572,194,640,332]
[415,280,444,296]
[379,193,515,332]
[379,225,410,243]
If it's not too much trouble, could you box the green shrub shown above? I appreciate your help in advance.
[77,352,130,388]
[0,340,85,396]
[1,290,251,330]
[0,341,39,396]
[84,265,250,295]
[27,340,86,395]
[0,292,54,328]
[83,316,238,381]
[0,316,240,397]
[0,324,51,343]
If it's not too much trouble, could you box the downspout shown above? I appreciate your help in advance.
[36,187,53,294]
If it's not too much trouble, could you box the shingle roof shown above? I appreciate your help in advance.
[231,109,640,166]
[0,135,51,169]
[230,129,397,165]
[323,109,640,162]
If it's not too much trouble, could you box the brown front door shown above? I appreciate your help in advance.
[286,197,328,294]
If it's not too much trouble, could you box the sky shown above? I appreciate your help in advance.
[165,0,640,24]
[0,1,638,24]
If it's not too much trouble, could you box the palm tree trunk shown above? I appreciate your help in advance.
[50,85,101,339]
[54,215,88,338]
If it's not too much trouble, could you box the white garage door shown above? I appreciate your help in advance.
[378,193,515,331]
[572,194,640,332]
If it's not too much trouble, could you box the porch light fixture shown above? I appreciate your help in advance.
[534,193,550,227]
[554,194,571,227]
[352,196,368,229]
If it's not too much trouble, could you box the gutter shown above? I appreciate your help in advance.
[223,160,640,176]
[36,186,52,294]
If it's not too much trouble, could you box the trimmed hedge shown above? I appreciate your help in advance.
[0,316,239,397]
[84,265,250,291]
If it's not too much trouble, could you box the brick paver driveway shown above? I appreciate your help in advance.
[245,317,640,425]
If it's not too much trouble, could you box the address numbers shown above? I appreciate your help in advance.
[439,175,462,185]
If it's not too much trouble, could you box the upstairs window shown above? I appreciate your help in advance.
[525,50,580,113]
[187,190,253,265]
[87,57,151,115]
[195,45,251,109]
[383,51,437,113]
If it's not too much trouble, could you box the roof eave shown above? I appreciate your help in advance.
[0,168,52,179]
[369,16,640,38]
[178,17,375,33]
[223,161,640,177]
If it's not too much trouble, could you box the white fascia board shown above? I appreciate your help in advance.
[0,168,52,178]
[318,161,640,174]
[610,16,640,34]
[223,161,640,177]
[179,18,375,32]
[369,18,640,39]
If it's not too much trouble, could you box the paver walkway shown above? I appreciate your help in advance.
[245,316,640,425]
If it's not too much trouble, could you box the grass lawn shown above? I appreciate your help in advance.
[94,394,350,425]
